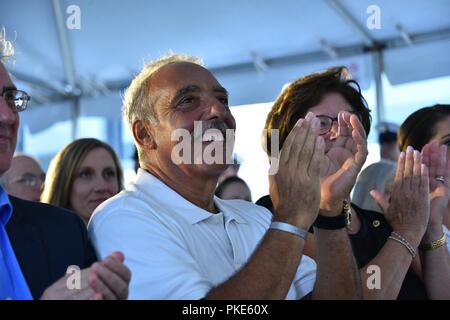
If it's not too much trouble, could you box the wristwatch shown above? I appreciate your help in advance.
[314,200,352,230]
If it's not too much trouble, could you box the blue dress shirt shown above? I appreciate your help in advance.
[0,187,33,300]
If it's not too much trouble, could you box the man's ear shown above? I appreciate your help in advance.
[132,120,156,150]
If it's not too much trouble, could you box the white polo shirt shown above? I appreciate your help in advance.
[88,169,316,300]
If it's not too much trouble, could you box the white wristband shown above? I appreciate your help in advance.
[269,221,308,240]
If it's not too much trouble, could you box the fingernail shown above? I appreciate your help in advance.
[305,112,314,122]
[407,146,413,154]
[414,150,420,158]
[400,151,405,159]
[421,163,427,173]
[105,257,114,266]
[295,118,303,127]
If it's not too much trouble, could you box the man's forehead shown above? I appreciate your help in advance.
[9,156,41,172]
[150,62,220,91]
[13,155,38,165]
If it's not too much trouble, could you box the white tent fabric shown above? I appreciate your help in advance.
[2,0,450,134]
[385,38,450,85]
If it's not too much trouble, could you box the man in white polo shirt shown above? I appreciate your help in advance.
[89,54,362,299]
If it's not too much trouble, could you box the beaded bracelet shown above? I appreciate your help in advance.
[388,231,417,258]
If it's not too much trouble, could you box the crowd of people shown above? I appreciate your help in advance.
[1,30,449,300]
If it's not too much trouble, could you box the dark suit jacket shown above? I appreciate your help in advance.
[5,196,97,299]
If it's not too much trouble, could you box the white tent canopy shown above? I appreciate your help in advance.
[2,0,450,134]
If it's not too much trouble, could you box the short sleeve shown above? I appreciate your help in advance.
[89,210,214,299]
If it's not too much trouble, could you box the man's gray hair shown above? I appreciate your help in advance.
[123,53,203,128]
[0,27,14,63]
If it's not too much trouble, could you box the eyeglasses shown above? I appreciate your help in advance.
[1,89,30,112]
[316,112,361,135]
[10,173,45,188]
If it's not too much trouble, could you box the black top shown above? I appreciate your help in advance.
[256,194,428,300]
[6,196,97,299]
[256,194,274,213]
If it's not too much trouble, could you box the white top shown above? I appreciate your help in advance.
[88,169,316,300]
[443,225,450,252]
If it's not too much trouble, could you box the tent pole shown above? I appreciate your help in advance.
[71,97,79,140]
[106,118,123,158]
[373,49,385,124]
[52,0,79,139]
[326,0,374,46]
[52,0,77,89]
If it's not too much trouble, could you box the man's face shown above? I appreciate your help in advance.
[147,62,236,176]
[3,155,44,202]
[0,62,20,176]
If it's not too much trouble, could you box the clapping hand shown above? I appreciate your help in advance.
[269,112,324,230]
[41,251,131,300]
[421,142,450,228]
[320,111,368,214]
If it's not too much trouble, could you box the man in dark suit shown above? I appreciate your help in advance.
[0,35,130,300]
[6,196,96,299]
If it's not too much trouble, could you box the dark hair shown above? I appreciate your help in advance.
[379,131,398,144]
[398,104,450,152]
[378,122,399,144]
[215,176,250,198]
[263,66,371,157]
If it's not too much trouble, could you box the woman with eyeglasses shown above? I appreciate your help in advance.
[41,138,123,225]
[256,67,449,299]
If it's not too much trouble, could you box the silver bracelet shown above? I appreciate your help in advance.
[269,221,308,240]
[388,232,417,258]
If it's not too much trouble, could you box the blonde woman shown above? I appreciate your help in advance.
[42,138,123,224]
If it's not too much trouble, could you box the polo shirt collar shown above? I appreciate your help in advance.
[215,197,247,224]
[134,169,247,225]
